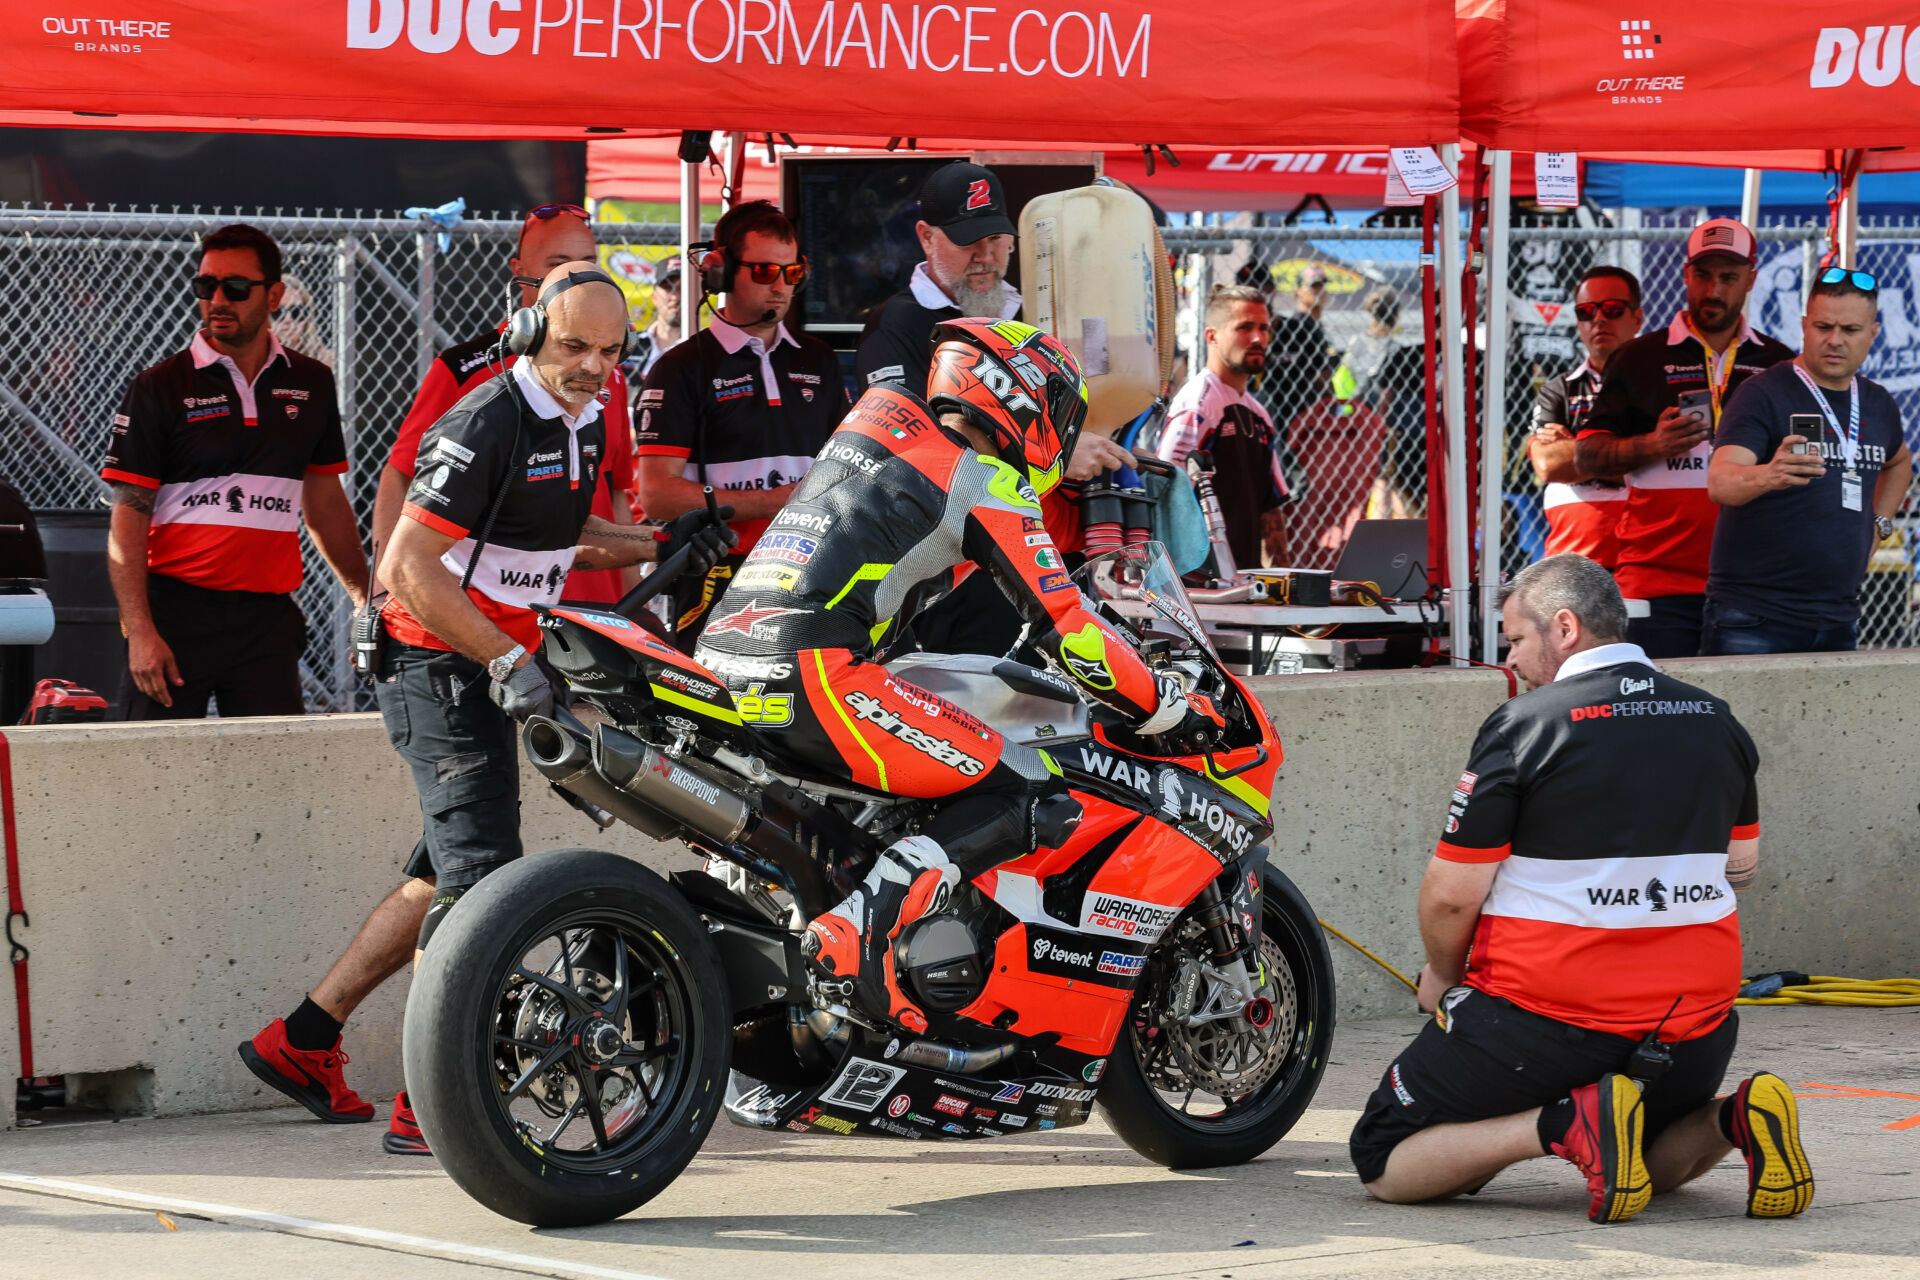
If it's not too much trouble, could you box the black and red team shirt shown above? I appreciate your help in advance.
[102,331,347,596]
[1533,360,1626,569]
[635,315,849,555]
[1580,313,1791,599]
[381,358,605,653]
[388,329,636,605]
[1437,641,1759,1040]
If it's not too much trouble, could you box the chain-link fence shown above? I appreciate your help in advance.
[0,206,682,712]
[1498,213,1920,647]
[1160,222,1432,571]
[5,205,1913,708]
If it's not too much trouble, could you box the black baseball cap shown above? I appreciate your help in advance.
[654,262,681,287]
[918,162,1014,246]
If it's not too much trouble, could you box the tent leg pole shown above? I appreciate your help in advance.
[681,156,702,337]
[1479,151,1512,665]
[1840,150,1861,269]
[1740,169,1762,232]
[1438,144,1471,667]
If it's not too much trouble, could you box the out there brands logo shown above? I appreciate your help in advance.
[1595,17,1683,104]
[341,0,1154,81]
[1810,27,1920,88]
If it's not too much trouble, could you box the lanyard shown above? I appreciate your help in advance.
[1790,362,1861,472]
[1681,314,1739,425]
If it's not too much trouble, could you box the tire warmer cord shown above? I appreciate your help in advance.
[1,731,34,1087]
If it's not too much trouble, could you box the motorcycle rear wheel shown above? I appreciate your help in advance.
[404,850,731,1226]
[1098,864,1336,1168]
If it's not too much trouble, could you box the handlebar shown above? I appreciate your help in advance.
[611,486,725,621]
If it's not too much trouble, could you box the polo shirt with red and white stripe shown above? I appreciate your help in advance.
[1578,314,1791,599]
[101,331,347,596]
[1437,642,1759,1040]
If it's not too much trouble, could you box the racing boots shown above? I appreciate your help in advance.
[1550,1073,1652,1224]
[238,1019,375,1123]
[802,835,960,1034]
[1728,1072,1814,1218]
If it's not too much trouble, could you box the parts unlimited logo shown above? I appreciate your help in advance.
[1595,17,1684,104]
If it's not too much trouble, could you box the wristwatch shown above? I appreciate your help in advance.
[487,643,527,682]
[1875,514,1896,541]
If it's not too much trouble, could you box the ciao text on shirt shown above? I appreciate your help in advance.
[344,0,1154,80]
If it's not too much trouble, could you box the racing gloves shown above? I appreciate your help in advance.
[489,659,555,721]
[659,505,739,576]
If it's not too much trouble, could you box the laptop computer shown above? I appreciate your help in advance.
[1331,519,1428,601]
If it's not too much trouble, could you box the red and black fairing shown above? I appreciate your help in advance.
[539,604,756,753]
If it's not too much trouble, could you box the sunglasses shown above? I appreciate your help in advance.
[526,203,589,222]
[1575,298,1634,322]
[192,274,269,302]
[1818,266,1879,293]
[740,260,809,286]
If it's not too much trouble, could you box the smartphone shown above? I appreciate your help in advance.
[1674,389,1712,423]
[1788,413,1824,456]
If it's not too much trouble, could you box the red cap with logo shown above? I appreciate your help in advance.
[1685,218,1756,266]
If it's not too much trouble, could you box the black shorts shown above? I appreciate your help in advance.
[1349,986,1738,1184]
[374,640,522,892]
[122,574,306,719]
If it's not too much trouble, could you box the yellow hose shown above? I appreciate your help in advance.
[1736,976,1920,1007]
[1319,919,1418,994]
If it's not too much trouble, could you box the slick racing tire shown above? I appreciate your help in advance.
[1099,864,1336,1168]
[404,849,731,1227]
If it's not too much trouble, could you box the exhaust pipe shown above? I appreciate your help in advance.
[894,1039,1017,1074]
[522,716,679,839]
[592,724,752,843]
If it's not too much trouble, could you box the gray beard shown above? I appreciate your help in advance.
[948,278,1011,317]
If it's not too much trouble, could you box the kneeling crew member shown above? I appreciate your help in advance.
[240,263,732,1155]
[1349,554,1812,1225]
[696,319,1219,1033]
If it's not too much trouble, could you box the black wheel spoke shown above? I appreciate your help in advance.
[504,1039,575,1101]
[555,929,578,990]
[548,1096,585,1146]
[574,1063,611,1148]
[600,929,631,1018]
[609,1034,678,1070]
[514,965,593,1014]
[494,1033,550,1053]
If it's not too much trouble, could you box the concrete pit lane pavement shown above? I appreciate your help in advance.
[1,1005,1915,1280]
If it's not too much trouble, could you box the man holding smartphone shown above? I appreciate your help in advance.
[1702,270,1912,653]
[1575,220,1792,657]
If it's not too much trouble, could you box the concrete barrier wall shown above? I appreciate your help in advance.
[2,649,1915,1125]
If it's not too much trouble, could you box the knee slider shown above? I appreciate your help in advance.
[417,884,470,950]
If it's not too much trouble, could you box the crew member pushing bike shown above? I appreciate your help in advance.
[695,319,1222,1031]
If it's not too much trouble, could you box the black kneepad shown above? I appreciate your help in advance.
[1030,786,1084,849]
[417,885,469,950]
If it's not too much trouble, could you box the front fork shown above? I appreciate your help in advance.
[1169,878,1273,1031]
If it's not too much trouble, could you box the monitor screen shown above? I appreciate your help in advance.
[785,155,962,335]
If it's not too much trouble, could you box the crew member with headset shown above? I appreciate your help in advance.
[239,262,734,1160]
[371,203,642,607]
[634,199,849,649]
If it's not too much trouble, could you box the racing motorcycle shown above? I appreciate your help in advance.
[404,543,1335,1227]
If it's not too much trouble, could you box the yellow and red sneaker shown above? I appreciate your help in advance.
[238,1018,374,1123]
[1729,1072,1814,1218]
[1550,1074,1652,1223]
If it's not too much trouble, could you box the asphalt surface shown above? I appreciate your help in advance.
[2,1006,1916,1280]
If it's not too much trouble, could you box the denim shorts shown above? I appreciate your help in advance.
[374,640,522,891]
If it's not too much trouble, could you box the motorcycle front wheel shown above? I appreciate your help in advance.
[404,849,731,1226]
[1098,863,1337,1168]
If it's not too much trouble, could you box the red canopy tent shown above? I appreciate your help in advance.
[1455,0,1920,658]
[590,138,1548,210]
[9,2,1456,145]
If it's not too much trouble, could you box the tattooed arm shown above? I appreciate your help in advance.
[108,482,183,707]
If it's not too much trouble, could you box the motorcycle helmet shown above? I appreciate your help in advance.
[926,318,1088,497]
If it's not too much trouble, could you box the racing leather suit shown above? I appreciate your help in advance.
[695,384,1184,1028]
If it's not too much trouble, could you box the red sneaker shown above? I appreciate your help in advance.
[1728,1072,1814,1218]
[238,1018,374,1123]
[1550,1074,1651,1223]
[382,1090,432,1156]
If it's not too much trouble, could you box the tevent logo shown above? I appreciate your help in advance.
[1619,19,1659,60]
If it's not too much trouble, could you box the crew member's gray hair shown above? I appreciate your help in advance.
[1497,554,1627,641]
[1206,284,1269,328]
